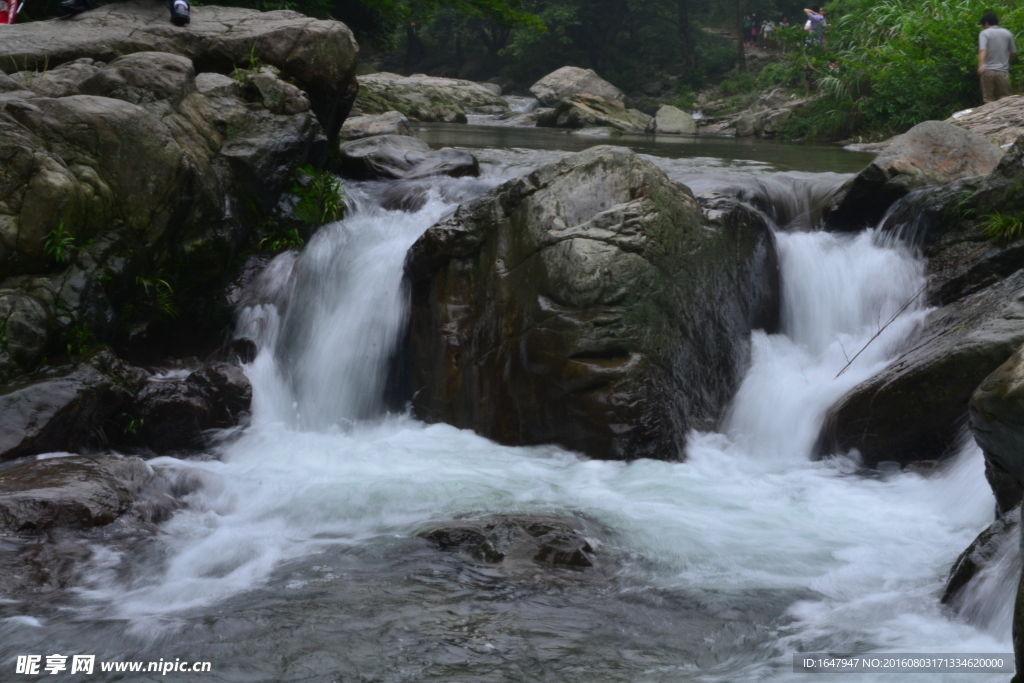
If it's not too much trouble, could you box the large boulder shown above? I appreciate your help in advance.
[825,120,1003,230]
[401,146,779,460]
[340,111,414,141]
[529,67,627,107]
[651,105,696,135]
[0,455,151,533]
[947,95,1024,147]
[0,354,144,462]
[0,349,251,461]
[355,73,508,123]
[536,94,653,134]
[0,49,326,376]
[817,270,1024,469]
[334,135,480,181]
[136,361,252,451]
[970,344,1024,513]
[0,1,359,144]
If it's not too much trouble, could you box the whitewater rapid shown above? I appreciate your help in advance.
[1,151,1014,681]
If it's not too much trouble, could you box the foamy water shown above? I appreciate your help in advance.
[0,150,1012,681]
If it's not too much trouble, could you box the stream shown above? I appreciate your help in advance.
[0,128,1015,682]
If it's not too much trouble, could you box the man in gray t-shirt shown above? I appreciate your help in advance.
[978,11,1017,103]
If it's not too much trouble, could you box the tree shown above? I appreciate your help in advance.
[677,0,697,69]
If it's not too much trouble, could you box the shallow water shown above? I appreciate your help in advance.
[0,132,1012,682]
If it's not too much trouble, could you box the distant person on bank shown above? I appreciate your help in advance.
[803,5,826,44]
[978,11,1017,103]
[58,0,189,25]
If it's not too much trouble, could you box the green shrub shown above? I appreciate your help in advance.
[778,0,1024,140]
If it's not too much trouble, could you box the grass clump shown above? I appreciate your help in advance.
[981,213,1024,243]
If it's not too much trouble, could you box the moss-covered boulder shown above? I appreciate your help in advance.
[401,146,779,460]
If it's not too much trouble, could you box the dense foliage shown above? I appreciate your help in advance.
[763,0,1024,139]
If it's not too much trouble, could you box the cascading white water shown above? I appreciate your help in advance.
[5,151,1014,682]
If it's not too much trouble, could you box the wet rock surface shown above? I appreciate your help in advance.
[0,455,150,534]
[970,344,1024,513]
[0,354,142,462]
[825,120,1003,230]
[335,135,480,181]
[0,349,251,462]
[0,454,191,595]
[421,517,597,569]
[136,362,252,452]
[354,73,508,123]
[817,269,1024,468]
[943,504,1020,606]
[0,0,359,144]
[0,46,328,377]
[402,146,779,460]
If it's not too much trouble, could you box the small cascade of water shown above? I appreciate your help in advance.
[726,228,929,459]
[504,95,541,113]
[7,146,1012,681]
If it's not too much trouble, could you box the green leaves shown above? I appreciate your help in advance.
[785,0,1024,138]
[291,165,347,229]
[43,222,75,265]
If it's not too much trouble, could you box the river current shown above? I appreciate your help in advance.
[0,131,1015,681]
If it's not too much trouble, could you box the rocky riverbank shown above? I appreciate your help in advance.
[0,2,360,587]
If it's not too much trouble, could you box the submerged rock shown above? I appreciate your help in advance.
[825,120,1003,230]
[402,146,779,460]
[355,72,508,123]
[536,94,653,134]
[420,516,596,569]
[335,135,479,181]
[529,66,627,107]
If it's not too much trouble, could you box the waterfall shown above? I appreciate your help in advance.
[20,152,1011,681]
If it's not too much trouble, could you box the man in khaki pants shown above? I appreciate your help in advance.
[978,11,1017,103]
